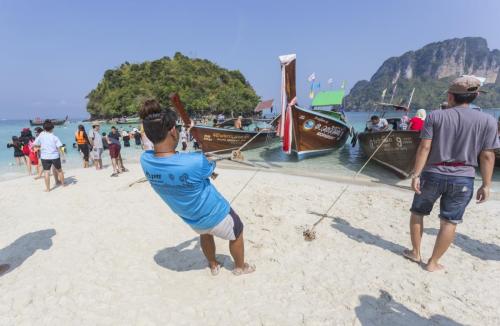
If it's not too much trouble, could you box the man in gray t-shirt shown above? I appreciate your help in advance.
[403,76,500,272]
[89,124,104,170]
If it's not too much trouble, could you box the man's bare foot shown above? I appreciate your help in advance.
[403,249,421,263]
[44,189,51,193]
[425,260,444,272]
[232,263,256,276]
[0,264,10,275]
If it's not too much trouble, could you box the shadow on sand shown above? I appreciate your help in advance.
[154,237,231,272]
[329,216,406,256]
[356,290,463,326]
[0,229,56,277]
[424,228,500,261]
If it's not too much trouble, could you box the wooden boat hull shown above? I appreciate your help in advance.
[358,130,421,178]
[191,126,276,153]
[291,106,350,159]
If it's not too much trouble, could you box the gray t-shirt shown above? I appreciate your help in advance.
[421,106,500,177]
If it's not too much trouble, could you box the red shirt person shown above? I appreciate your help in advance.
[408,109,426,132]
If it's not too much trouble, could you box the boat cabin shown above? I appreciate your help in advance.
[310,90,347,123]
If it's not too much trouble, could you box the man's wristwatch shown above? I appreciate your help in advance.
[410,173,421,179]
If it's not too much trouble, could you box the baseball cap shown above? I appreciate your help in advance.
[448,75,486,94]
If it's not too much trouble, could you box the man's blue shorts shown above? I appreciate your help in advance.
[410,172,474,224]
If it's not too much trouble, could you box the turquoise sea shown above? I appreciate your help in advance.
[1,110,499,190]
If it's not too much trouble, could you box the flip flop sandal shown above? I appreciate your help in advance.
[232,263,256,276]
[403,249,421,263]
[210,264,221,276]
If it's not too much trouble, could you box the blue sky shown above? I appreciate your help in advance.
[1,0,499,119]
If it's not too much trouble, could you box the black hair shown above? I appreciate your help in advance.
[43,120,54,131]
[111,126,117,130]
[370,115,380,121]
[35,127,43,134]
[139,99,178,144]
[450,93,478,105]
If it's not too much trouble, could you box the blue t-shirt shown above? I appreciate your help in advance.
[140,151,230,230]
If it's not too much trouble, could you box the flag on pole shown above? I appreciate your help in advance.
[307,73,316,82]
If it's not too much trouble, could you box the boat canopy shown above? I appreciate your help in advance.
[311,90,345,107]
[254,99,274,112]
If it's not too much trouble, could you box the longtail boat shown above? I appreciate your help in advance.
[170,94,276,153]
[279,54,352,159]
[357,89,420,178]
[116,117,141,124]
[30,116,68,127]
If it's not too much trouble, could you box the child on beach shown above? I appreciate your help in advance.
[139,99,255,276]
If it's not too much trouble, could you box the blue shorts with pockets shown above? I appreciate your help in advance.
[410,172,474,224]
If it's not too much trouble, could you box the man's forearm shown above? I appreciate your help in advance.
[479,150,495,187]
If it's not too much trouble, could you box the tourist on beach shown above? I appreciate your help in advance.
[121,129,131,147]
[19,128,34,174]
[408,109,426,132]
[75,125,91,168]
[107,126,123,177]
[140,124,153,151]
[132,128,142,147]
[89,124,104,170]
[7,136,25,166]
[139,99,255,276]
[33,120,66,192]
[33,127,44,180]
[404,76,499,272]
[102,132,109,150]
[180,127,188,151]
[367,115,389,132]
[234,116,243,130]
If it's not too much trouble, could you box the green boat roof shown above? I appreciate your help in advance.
[311,90,345,107]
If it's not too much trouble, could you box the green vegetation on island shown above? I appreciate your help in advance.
[86,52,260,119]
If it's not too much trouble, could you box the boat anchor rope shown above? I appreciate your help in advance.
[303,129,395,241]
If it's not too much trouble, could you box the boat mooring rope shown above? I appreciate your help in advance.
[303,129,395,241]
[229,167,261,205]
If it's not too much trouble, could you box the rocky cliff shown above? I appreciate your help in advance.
[346,37,500,110]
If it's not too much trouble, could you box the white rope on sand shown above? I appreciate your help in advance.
[303,129,395,241]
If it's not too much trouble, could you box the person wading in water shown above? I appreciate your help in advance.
[403,76,499,272]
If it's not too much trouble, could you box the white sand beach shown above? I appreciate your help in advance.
[0,163,499,325]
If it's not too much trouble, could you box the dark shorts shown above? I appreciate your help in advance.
[410,172,474,224]
[41,158,62,171]
[78,144,90,161]
[108,143,121,159]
